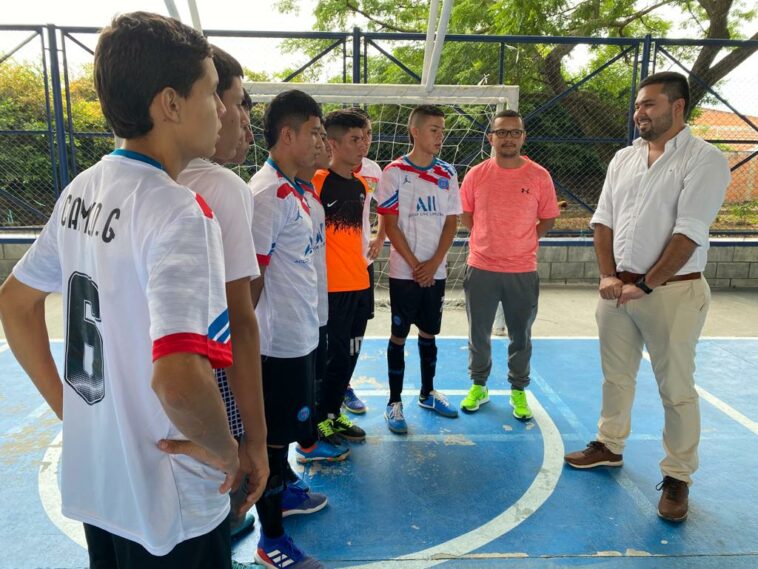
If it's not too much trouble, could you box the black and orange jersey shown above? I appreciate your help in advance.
[312,169,370,293]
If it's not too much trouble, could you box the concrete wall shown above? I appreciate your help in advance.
[2,235,758,288]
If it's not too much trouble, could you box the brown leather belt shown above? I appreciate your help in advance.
[617,271,702,285]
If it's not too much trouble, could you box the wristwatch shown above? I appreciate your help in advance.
[635,276,653,294]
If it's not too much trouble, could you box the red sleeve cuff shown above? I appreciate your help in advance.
[377,206,398,215]
[256,254,271,267]
[153,332,233,369]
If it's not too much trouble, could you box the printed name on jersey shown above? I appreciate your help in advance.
[60,195,120,243]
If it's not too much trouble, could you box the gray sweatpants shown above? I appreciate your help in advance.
[464,266,539,390]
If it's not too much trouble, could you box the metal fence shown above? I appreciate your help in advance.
[1,25,756,229]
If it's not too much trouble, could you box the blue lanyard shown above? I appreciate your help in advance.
[266,157,300,193]
[111,148,164,171]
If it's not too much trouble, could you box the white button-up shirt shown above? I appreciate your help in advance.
[591,126,730,274]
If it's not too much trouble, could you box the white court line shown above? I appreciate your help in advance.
[38,431,87,549]
[0,342,9,354]
[642,351,758,436]
[342,392,564,569]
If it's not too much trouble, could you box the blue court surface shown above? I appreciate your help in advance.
[1,337,757,568]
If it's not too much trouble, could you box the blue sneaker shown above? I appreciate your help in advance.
[384,401,408,434]
[255,533,324,568]
[282,485,327,518]
[295,440,350,464]
[286,474,310,492]
[343,386,367,414]
[419,390,459,418]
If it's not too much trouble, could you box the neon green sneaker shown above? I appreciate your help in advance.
[460,384,489,413]
[510,389,533,421]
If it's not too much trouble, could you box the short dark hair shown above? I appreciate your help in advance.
[324,110,367,140]
[639,71,690,115]
[491,109,524,129]
[242,90,253,111]
[263,89,322,149]
[349,107,370,120]
[408,104,445,131]
[211,45,243,96]
[94,12,211,139]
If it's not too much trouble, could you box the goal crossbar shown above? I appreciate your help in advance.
[244,82,519,109]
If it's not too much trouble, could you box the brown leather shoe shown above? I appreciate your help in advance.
[657,476,689,522]
[564,441,623,469]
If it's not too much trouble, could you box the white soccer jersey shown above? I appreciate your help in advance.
[178,158,261,437]
[357,157,383,263]
[13,150,232,556]
[298,178,328,327]
[249,160,319,357]
[376,155,462,280]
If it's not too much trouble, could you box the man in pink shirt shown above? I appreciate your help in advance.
[460,109,560,419]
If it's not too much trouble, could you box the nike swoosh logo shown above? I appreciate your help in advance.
[327,201,338,207]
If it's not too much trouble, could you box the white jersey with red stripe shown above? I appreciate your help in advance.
[297,177,328,327]
[376,155,462,280]
[357,156,383,262]
[12,150,232,556]
[249,160,319,357]
[178,158,261,437]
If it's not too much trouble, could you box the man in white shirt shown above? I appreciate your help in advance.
[176,46,268,539]
[0,13,238,567]
[564,72,731,523]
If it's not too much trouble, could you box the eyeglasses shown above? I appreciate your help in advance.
[490,129,525,139]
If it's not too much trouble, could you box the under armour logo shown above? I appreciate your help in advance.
[521,188,530,194]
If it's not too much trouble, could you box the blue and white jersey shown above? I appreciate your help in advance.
[298,177,328,327]
[376,155,462,280]
[249,160,319,358]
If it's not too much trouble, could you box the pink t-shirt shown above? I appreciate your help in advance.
[460,157,560,273]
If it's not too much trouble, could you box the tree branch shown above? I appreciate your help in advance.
[344,0,419,33]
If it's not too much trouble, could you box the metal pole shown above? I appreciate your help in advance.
[39,29,60,196]
[60,32,79,177]
[164,0,180,19]
[498,42,505,84]
[352,27,361,84]
[424,0,453,92]
[187,0,202,32]
[421,0,440,84]
[640,34,652,81]
[627,43,641,144]
[46,25,70,189]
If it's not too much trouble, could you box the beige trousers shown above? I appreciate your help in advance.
[595,277,710,484]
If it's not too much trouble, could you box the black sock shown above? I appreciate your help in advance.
[387,340,405,404]
[418,336,437,399]
[255,446,287,539]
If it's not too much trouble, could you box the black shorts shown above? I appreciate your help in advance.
[389,278,446,338]
[84,517,230,569]
[367,263,376,319]
[261,351,316,446]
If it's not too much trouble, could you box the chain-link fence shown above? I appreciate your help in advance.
[0,26,58,227]
[1,26,756,231]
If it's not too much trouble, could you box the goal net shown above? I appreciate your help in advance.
[242,82,519,298]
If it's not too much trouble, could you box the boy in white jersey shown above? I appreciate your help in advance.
[293,128,351,464]
[176,46,269,539]
[0,13,238,567]
[376,104,462,434]
[248,90,325,569]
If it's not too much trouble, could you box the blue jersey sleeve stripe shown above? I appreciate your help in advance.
[208,309,230,340]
